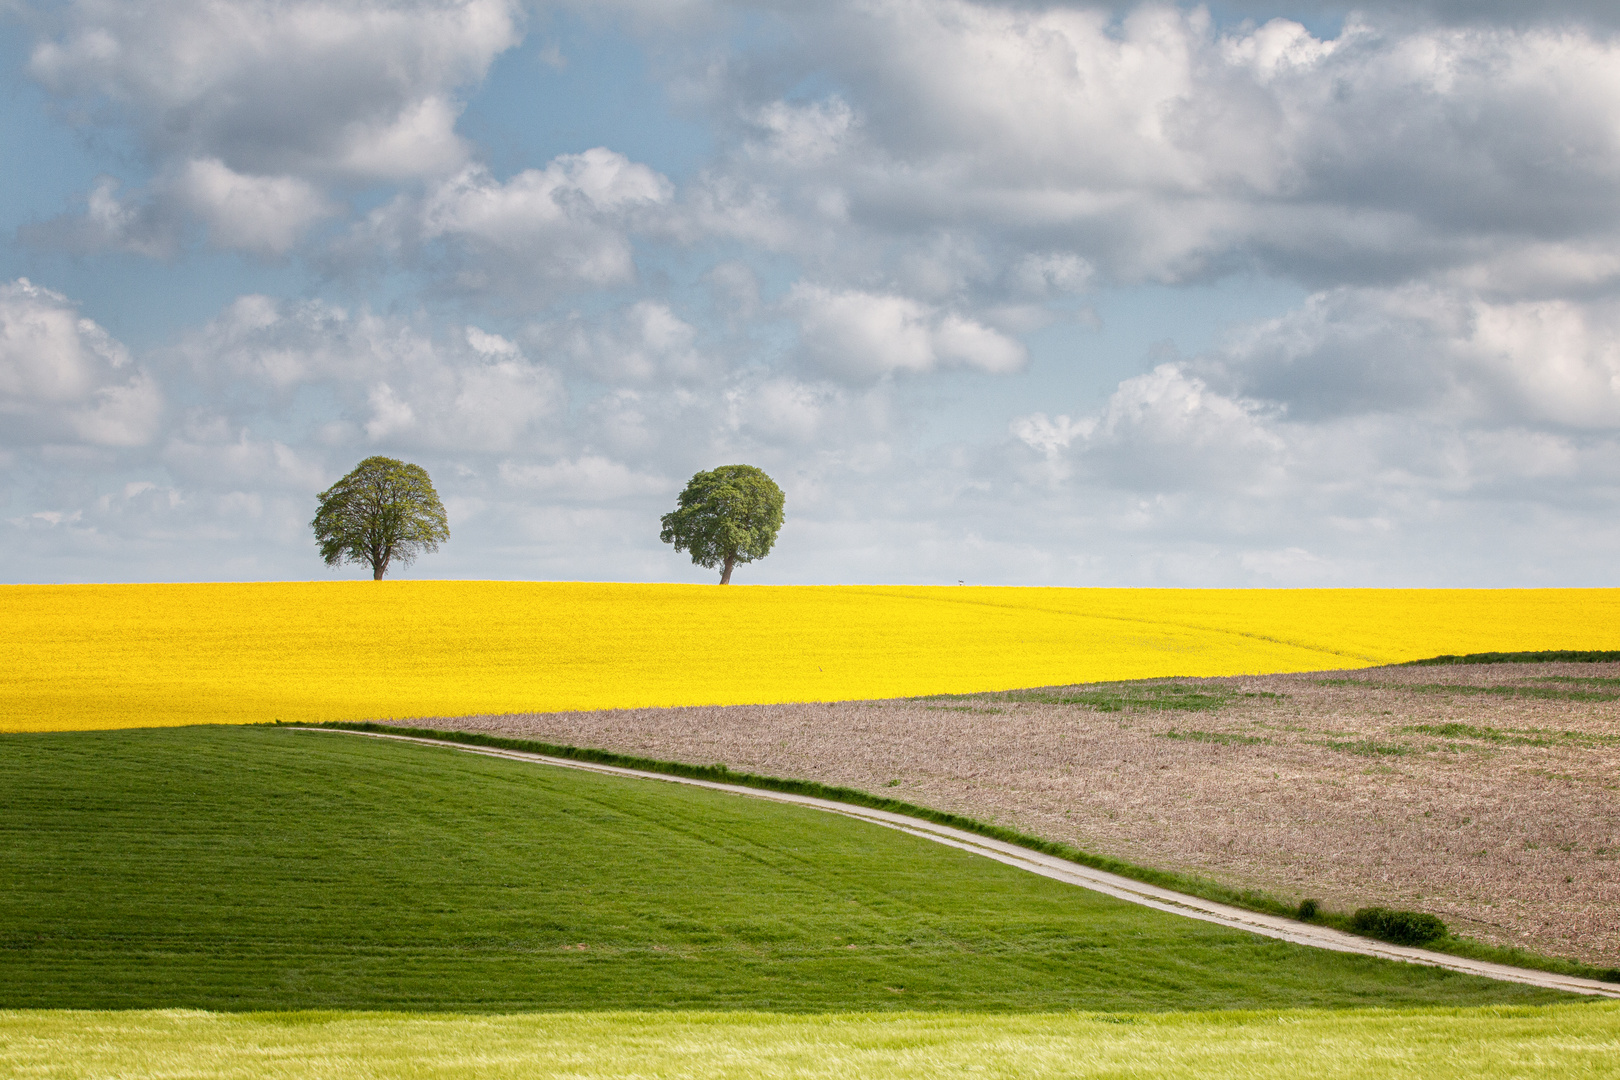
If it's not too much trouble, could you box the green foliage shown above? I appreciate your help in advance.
[0,726,1569,1013]
[311,456,449,580]
[1350,907,1448,946]
[659,464,784,583]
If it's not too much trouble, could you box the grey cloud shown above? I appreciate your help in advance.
[1199,285,1620,428]
[673,4,1620,296]
[19,177,184,258]
[1211,1,1620,31]
[28,0,518,181]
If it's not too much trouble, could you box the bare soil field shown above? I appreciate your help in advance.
[387,662,1620,966]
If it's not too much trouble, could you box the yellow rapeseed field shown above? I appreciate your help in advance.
[3,582,1617,732]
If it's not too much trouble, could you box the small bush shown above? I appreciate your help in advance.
[1296,898,1320,921]
[1350,906,1447,946]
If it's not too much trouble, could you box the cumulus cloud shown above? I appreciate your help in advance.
[996,275,1620,585]
[789,283,1026,381]
[0,279,161,447]
[176,295,564,453]
[29,0,516,181]
[681,3,1620,294]
[348,149,673,301]
[527,299,711,384]
[24,0,519,256]
[1014,365,1285,492]
[174,159,337,255]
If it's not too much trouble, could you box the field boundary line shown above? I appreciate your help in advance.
[295,726,1620,1000]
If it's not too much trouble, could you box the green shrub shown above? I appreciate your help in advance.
[1351,907,1447,946]
[1297,898,1320,921]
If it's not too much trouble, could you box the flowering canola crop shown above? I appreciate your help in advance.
[3,582,1617,732]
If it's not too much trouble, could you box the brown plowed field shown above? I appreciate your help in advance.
[386,662,1620,966]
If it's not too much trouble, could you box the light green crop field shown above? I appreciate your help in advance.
[0,725,1574,1013]
[4,1005,1619,1079]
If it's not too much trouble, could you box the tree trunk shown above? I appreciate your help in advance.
[720,554,735,585]
[373,563,386,581]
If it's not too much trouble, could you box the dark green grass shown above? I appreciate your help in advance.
[1401,722,1620,749]
[1409,650,1620,665]
[1316,678,1618,703]
[0,727,1581,1014]
[921,682,1282,713]
[1153,729,1271,746]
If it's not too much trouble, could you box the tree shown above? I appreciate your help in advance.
[659,464,785,584]
[312,456,450,580]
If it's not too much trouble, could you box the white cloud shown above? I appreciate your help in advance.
[528,300,711,384]
[789,282,1026,381]
[1014,364,1285,494]
[0,279,161,447]
[29,0,517,182]
[175,159,337,255]
[745,97,858,167]
[176,294,563,452]
[497,455,667,501]
[679,4,1620,293]
[23,0,519,258]
[351,150,673,300]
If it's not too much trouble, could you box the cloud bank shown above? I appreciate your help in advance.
[6,0,1620,585]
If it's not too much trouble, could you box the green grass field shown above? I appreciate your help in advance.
[0,726,1581,1014]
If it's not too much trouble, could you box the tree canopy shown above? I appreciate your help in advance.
[312,456,449,580]
[659,464,785,584]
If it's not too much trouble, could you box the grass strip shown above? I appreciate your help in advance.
[1408,650,1620,665]
[915,683,1284,713]
[315,721,1620,987]
[1314,679,1618,703]
[1305,737,1414,757]
[1401,722,1620,748]
[1154,729,1272,746]
[5,1004,1620,1079]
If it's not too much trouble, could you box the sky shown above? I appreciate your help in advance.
[4,0,1620,586]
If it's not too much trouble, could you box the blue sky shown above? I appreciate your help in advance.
[4,0,1620,586]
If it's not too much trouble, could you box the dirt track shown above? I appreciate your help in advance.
[384,662,1620,967]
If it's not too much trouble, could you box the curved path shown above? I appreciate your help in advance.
[300,727,1620,999]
